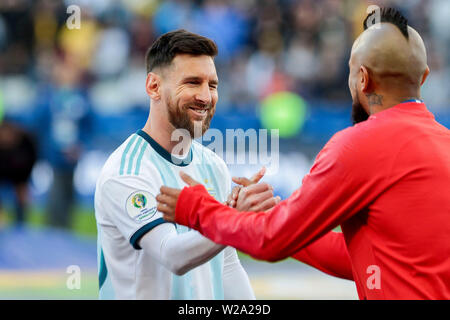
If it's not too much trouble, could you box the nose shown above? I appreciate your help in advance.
[194,83,212,106]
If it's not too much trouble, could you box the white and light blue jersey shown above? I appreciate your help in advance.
[94,129,232,299]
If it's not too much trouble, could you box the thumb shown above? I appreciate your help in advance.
[231,176,252,187]
[232,166,266,187]
[180,171,200,186]
[250,166,266,184]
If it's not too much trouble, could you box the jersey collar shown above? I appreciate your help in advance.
[136,129,193,167]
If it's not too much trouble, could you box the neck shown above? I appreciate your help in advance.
[142,104,192,157]
[365,90,422,116]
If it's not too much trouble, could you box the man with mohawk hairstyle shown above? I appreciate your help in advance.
[157,8,450,299]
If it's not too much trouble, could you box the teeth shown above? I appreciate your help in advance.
[190,108,206,114]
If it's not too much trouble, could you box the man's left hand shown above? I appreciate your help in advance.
[156,171,199,222]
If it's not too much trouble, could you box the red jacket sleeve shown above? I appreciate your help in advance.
[292,231,353,281]
[175,130,387,262]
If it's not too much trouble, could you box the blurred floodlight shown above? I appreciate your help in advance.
[260,91,307,138]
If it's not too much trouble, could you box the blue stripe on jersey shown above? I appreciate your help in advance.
[119,134,138,175]
[99,248,108,290]
[209,251,225,299]
[97,228,114,299]
[134,142,148,175]
[127,136,143,175]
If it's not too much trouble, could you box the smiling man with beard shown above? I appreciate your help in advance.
[93,30,267,299]
[157,9,450,299]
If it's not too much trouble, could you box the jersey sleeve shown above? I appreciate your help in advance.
[292,231,354,280]
[99,175,171,250]
[222,247,255,299]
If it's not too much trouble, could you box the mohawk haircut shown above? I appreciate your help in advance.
[363,7,409,39]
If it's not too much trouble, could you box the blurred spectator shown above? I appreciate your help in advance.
[0,121,37,227]
[34,54,91,229]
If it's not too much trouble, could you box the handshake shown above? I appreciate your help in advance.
[225,167,281,212]
[157,167,281,222]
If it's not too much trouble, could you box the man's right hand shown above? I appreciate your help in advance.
[226,167,281,212]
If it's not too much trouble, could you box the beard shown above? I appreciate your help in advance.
[166,96,215,138]
[351,89,369,125]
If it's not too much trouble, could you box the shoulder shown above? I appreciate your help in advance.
[326,117,391,154]
[314,117,397,176]
[96,141,162,195]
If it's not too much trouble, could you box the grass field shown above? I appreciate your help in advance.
[1,205,98,236]
[0,270,99,299]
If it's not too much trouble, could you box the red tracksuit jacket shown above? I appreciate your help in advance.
[175,102,450,299]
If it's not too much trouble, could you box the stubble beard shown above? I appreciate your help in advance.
[351,89,369,125]
[166,96,214,138]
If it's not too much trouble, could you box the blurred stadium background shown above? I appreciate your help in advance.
[0,0,448,299]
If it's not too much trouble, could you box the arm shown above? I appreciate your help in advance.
[172,131,387,262]
[99,175,225,275]
[222,247,255,300]
[138,223,225,276]
[292,231,353,281]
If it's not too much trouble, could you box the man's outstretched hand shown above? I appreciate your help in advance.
[156,171,199,222]
[227,167,281,212]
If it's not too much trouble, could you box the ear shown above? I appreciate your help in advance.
[359,65,371,93]
[145,72,161,101]
[420,66,430,86]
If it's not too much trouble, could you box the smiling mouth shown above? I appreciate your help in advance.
[188,107,208,115]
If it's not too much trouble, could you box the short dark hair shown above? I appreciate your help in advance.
[364,7,409,39]
[145,29,218,73]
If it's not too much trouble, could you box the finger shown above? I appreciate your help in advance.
[231,176,252,187]
[159,186,181,197]
[256,196,280,212]
[238,189,273,212]
[163,213,175,222]
[156,193,177,208]
[240,182,272,197]
[157,202,173,216]
[162,213,176,223]
[250,166,266,184]
[263,196,281,212]
[232,186,241,200]
[250,190,274,205]
[232,167,266,187]
[180,171,200,186]
[226,186,239,206]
